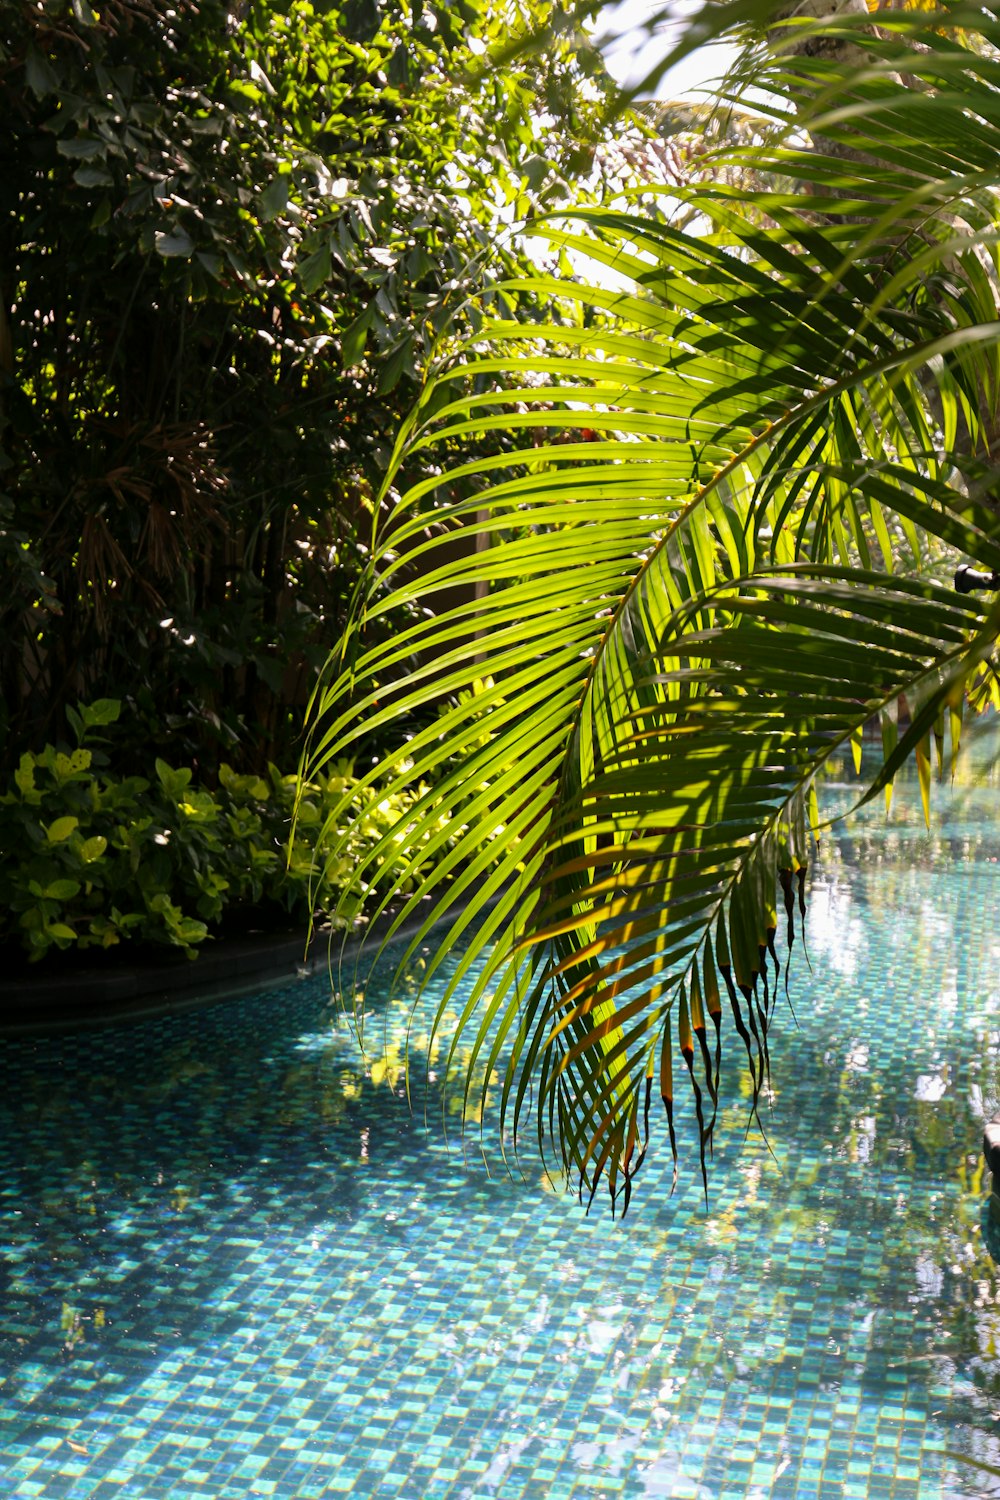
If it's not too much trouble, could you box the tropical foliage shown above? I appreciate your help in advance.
[0,0,613,775]
[0,698,455,964]
[304,0,1000,1210]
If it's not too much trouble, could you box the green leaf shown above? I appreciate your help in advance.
[25,47,58,98]
[14,754,36,796]
[341,305,374,368]
[74,165,114,188]
[849,724,863,776]
[155,759,193,798]
[387,42,410,88]
[916,733,932,829]
[376,336,411,394]
[521,154,549,190]
[342,0,381,43]
[66,706,85,744]
[298,245,332,295]
[196,251,224,280]
[79,836,108,863]
[155,230,195,259]
[44,880,81,902]
[46,817,79,844]
[83,699,121,728]
[57,139,104,160]
[260,174,290,222]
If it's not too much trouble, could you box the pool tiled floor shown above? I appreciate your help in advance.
[3,777,1000,1496]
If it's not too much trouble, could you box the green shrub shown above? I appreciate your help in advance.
[0,701,450,963]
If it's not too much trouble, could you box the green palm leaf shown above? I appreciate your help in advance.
[305,4,1000,1209]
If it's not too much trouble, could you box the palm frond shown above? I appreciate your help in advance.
[304,5,1000,1209]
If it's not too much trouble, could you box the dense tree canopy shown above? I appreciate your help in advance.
[0,0,614,773]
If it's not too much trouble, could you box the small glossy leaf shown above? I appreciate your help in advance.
[46,817,79,844]
[44,881,81,902]
[47,923,78,941]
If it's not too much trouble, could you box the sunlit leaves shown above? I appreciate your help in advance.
[1,0,627,777]
[305,5,1000,1212]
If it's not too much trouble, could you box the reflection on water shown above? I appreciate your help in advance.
[3,746,1000,1496]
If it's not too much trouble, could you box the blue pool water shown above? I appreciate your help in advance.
[3,763,1000,1498]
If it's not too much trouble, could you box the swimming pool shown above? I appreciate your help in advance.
[3,761,1000,1499]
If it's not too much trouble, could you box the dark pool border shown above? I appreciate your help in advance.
[0,896,459,1036]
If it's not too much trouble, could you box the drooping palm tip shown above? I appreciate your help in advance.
[302,1,1000,1214]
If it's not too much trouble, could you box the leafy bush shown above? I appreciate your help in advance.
[0,0,615,779]
[0,701,449,963]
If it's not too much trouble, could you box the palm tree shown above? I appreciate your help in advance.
[302,0,1000,1213]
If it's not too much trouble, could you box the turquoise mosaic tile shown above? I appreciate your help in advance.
[3,772,1000,1495]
